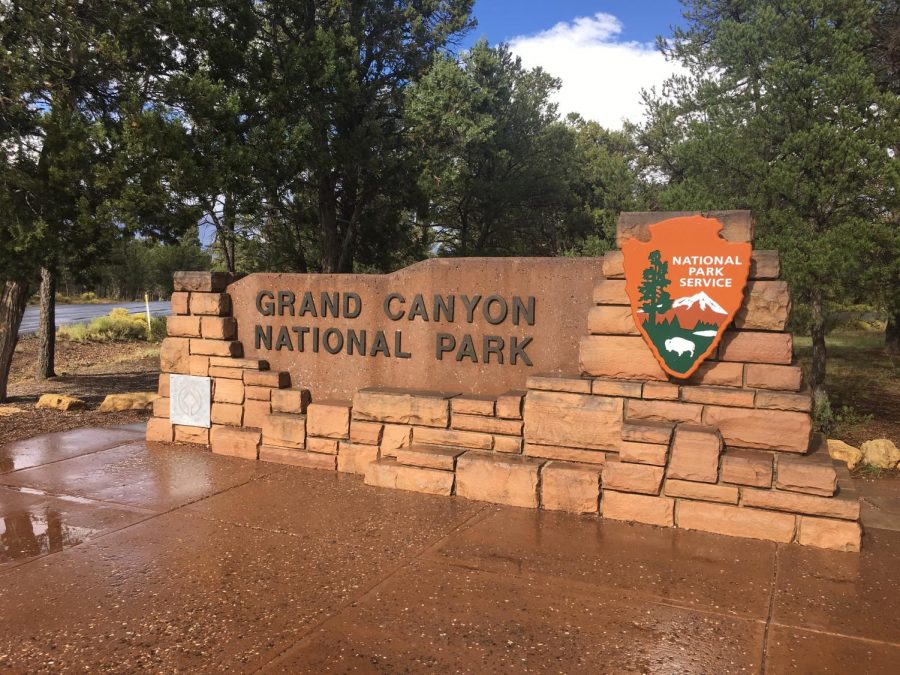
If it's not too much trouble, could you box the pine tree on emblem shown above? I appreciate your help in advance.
[639,250,673,327]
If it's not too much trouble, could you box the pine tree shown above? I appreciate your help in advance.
[638,250,673,327]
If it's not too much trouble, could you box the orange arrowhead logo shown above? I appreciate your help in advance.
[622,216,751,378]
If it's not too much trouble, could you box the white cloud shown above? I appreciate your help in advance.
[508,13,682,130]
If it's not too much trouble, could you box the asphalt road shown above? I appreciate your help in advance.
[19,301,171,336]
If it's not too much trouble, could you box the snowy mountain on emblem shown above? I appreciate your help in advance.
[671,291,728,315]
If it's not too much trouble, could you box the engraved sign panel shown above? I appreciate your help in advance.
[170,375,211,427]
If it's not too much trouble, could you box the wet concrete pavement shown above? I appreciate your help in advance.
[0,426,898,673]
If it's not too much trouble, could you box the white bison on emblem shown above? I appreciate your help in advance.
[664,336,695,358]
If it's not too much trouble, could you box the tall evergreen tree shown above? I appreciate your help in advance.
[636,0,900,417]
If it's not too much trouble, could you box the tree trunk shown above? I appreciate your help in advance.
[885,302,900,355]
[222,193,237,274]
[809,288,828,410]
[319,174,340,273]
[0,279,30,402]
[36,266,56,379]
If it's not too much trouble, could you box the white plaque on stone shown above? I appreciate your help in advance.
[169,374,211,428]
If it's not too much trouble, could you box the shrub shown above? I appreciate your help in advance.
[59,308,167,343]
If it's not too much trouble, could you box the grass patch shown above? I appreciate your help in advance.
[58,308,167,343]
[795,328,899,445]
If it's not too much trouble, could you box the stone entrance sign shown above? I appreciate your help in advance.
[228,258,605,399]
[147,210,863,553]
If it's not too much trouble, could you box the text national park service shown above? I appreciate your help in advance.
[253,290,536,365]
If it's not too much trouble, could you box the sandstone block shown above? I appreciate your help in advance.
[271,388,312,414]
[152,397,170,418]
[602,491,674,527]
[685,361,745,387]
[395,445,464,470]
[189,292,231,316]
[527,375,593,394]
[353,388,451,427]
[602,461,664,495]
[157,373,170,397]
[167,315,201,338]
[744,363,802,391]
[718,331,793,365]
[592,378,644,397]
[350,420,384,445]
[245,386,272,401]
[493,435,523,454]
[676,501,796,543]
[798,517,862,552]
[734,281,791,331]
[364,459,455,496]
[524,390,623,451]
[621,420,674,444]
[592,279,629,305]
[146,417,174,442]
[776,456,837,496]
[681,386,755,407]
[451,395,496,416]
[641,382,679,400]
[413,426,493,450]
[213,378,244,404]
[721,449,773,487]
[627,399,702,424]
[664,480,738,504]
[208,366,242,379]
[587,305,639,336]
[200,316,237,340]
[242,399,272,429]
[380,424,413,454]
[496,391,525,419]
[827,439,863,471]
[307,437,340,454]
[602,250,625,278]
[859,439,900,469]
[452,413,523,436]
[580,335,668,381]
[667,425,722,483]
[755,390,811,412]
[173,271,235,293]
[337,442,380,475]
[620,441,668,466]
[171,291,190,315]
[541,462,601,513]
[159,337,191,374]
[524,443,606,464]
[210,425,259,459]
[741,488,859,520]
[174,425,209,445]
[99,392,157,412]
[189,355,210,376]
[209,356,268,370]
[307,401,351,439]
[259,446,336,470]
[616,210,753,246]
[211,402,243,426]
[456,452,544,508]
[189,339,242,358]
[703,406,811,453]
[244,370,290,388]
[262,413,306,449]
[749,250,780,279]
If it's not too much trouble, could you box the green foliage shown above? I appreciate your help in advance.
[638,250,673,325]
[58,308,166,343]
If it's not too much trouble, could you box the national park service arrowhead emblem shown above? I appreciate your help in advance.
[621,216,752,378]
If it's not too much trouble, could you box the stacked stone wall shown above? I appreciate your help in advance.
[146,211,862,552]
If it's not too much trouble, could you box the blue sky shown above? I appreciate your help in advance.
[461,1,688,129]
[468,0,685,46]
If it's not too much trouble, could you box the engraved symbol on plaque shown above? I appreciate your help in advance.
[169,374,211,427]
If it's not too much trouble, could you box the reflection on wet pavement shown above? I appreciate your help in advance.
[0,425,898,673]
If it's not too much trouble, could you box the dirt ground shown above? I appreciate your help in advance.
[0,336,158,445]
